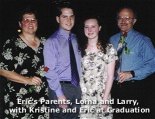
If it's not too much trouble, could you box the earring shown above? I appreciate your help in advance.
[17,29,21,33]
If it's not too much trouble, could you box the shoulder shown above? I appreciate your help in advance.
[106,43,117,55]
[44,31,59,45]
[110,33,120,40]
[39,37,46,44]
[106,43,115,51]
[3,36,18,48]
[132,30,152,44]
[71,33,77,38]
[70,32,77,40]
[109,33,120,43]
[104,44,118,63]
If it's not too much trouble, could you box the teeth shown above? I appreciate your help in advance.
[88,33,93,35]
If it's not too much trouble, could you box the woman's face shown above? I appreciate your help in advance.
[84,19,101,40]
[19,13,38,34]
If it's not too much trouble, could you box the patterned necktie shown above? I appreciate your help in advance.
[117,35,126,58]
[115,33,127,73]
[68,34,79,86]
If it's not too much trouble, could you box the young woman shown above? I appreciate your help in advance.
[79,16,117,119]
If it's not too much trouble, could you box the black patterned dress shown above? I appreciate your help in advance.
[0,36,49,119]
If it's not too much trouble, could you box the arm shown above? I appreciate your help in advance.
[134,38,155,80]
[43,38,64,97]
[102,44,117,110]
[102,60,115,111]
[119,37,155,82]
[0,69,42,85]
[0,38,42,85]
[103,60,115,101]
[44,38,68,109]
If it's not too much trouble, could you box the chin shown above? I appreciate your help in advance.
[120,29,128,32]
[65,28,72,31]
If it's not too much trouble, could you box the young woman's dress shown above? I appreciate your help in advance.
[80,44,117,119]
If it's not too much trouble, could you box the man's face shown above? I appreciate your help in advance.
[56,8,75,32]
[117,8,136,33]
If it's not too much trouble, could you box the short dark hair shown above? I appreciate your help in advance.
[55,2,74,17]
[117,7,137,19]
[18,6,38,22]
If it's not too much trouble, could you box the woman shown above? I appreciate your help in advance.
[0,7,49,118]
[79,16,117,119]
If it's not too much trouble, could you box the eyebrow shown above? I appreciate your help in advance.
[61,14,74,17]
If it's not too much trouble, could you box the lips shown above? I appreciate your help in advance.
[66,23,72,26]
[88,33,93,36]
[28,26,33,29]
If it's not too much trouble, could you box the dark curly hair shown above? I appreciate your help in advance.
[80,15,108,57]
[18,6,38,22]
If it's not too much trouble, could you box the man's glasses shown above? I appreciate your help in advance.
[117,16,134,22]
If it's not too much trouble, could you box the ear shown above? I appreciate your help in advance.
[133,18,137,25]
[99,26,102,31]
[19,21,21,28]
[56,16,60,23]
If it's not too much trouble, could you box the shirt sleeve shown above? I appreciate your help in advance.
[0,39,17,71]
[43,38,64,97]
[106,44,118,64]
[133,37,155,80]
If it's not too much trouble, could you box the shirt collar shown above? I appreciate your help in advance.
[120,28,135,37]
[58,27,71,40]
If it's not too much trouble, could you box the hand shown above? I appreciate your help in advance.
[58,95,68,109]
[28,76,42,85]
[118,71,133,83]
[102,104,108,111]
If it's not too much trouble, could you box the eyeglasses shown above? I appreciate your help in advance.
[22,18,37,24]
[117,16,134,22]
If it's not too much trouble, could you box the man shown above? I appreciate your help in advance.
[43,4,81,119]
[110,7,155,119]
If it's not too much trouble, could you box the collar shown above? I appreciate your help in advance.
[58,27,71,40]
[120,29,135,37]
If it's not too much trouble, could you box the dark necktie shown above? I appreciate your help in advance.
[68,34,79,86]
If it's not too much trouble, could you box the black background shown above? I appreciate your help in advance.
[1,0,155,49]
[0,0,155,118]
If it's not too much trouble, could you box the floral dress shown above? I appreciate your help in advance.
[80,44,117,119]
[0,36,49,119]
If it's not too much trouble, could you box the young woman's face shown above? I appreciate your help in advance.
[84,19,101,40]
[19,13,38,34]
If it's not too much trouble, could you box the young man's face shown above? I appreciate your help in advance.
[117,8,136,33]
[56,8,75,32]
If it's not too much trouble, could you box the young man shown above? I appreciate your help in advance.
[110,7,155,119]
[44,4,81,119]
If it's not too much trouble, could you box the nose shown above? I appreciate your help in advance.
[67,17,72,22]
[121,18,127,23]
[88,27,92,32]
[28,21,33,24]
